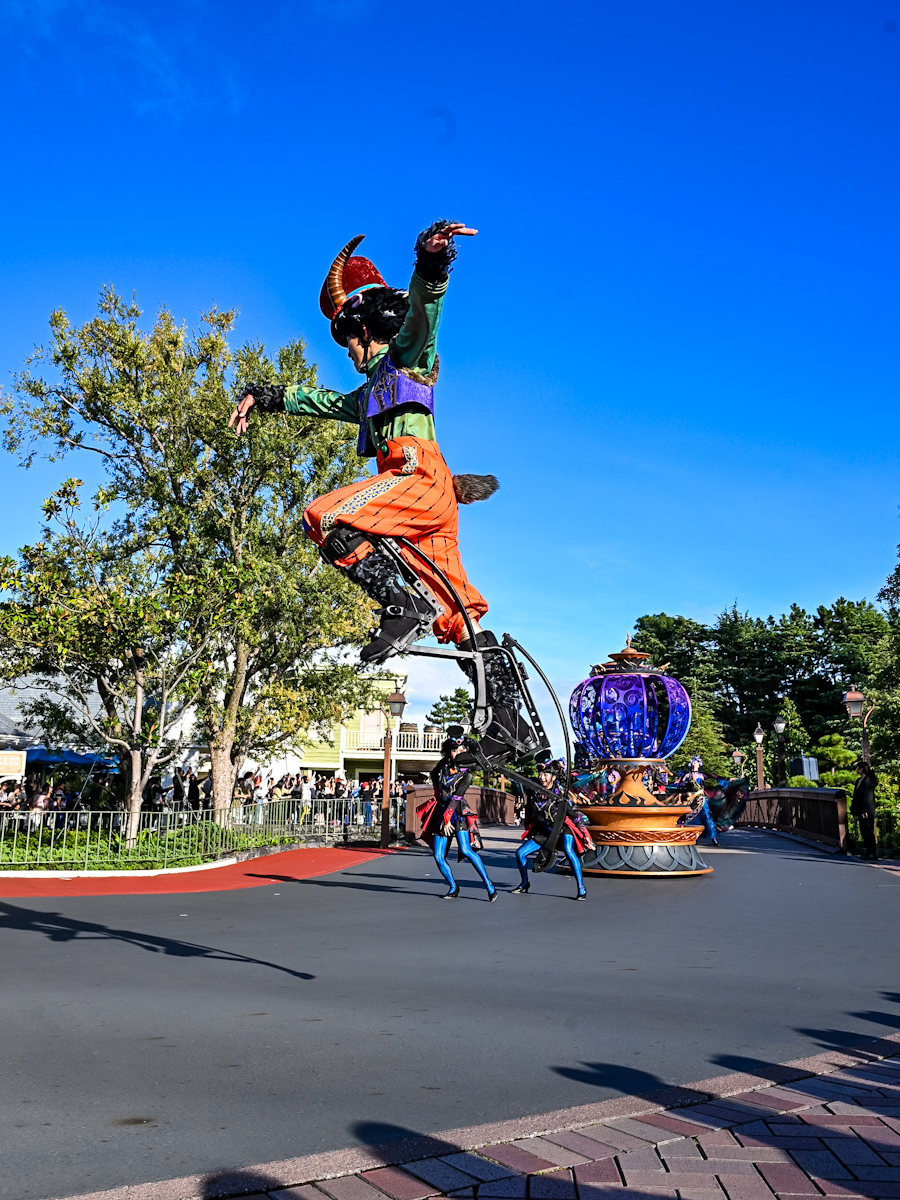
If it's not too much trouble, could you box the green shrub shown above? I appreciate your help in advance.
[0,818,303,870]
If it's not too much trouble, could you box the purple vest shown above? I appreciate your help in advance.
[357,354,435,458]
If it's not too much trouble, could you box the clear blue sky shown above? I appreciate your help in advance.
[1,0,899,728]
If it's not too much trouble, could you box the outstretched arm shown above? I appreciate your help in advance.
[390,221,477,371]
[228,382,361,436]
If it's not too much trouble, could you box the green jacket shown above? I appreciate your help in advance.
[283,270,446,456]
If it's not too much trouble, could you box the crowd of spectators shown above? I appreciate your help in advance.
[234,771,414,829]
[0,769,419,832]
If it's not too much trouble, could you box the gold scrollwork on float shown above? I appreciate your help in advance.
[589,829,698,844]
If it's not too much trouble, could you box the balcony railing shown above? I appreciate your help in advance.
[344,731,443,753]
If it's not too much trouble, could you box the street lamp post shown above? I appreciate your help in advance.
[773,714,787,787]
[381,687,408,849]
[753,723,766,790]
[843,685,875,764]
[731,749,745,779]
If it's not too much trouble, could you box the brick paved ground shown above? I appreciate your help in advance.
[64,1033,900,1200]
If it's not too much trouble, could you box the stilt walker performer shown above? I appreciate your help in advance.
[229,220,535,767]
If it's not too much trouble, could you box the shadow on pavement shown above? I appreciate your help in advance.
[350,1119,705,1200]
[710,1053,821,1083]
[847,1010,900,1030]
[549,1060,708,1106]
[0,901,315,980]
[200,1164,284,1197]
[352,1119,466,1159]
[245,874,430,897]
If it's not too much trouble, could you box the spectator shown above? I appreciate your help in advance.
[30,784,50,828]
[187,770,202,813]
[297,775,313,824]
[852,760,878,861]
[252,774,266,824]
[172,767,185,810]
[202,773,213,809]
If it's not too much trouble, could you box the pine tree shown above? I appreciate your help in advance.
[426,687,473,729]
[667,680,732,778]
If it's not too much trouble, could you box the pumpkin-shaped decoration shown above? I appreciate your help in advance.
[569,638,691,762]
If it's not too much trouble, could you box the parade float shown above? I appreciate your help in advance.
[569,639,712,876]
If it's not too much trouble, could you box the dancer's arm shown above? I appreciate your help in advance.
[390,221,477,372]
[229,383,361,435]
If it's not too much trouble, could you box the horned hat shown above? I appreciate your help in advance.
[319,235,388,321]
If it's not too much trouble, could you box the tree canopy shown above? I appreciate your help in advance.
[0,288,379,810]
[633,583,900,803]
[426,688,474,729]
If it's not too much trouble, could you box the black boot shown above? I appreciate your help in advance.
[344,552,433,663]
[457,631,538,765]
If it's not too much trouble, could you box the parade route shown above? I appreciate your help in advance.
[2,829,898,1200]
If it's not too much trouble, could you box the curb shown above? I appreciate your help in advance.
[0,839,402,879]
[48,1030,900,1200]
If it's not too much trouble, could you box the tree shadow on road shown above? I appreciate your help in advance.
[793,993,900,1055]
[352,1119,468,1163]
[0,901,315,980]
[200,1164,286,1197]
[709,1053,813,1084]
[349,1119,701,1200]
[549,1059,709,1106]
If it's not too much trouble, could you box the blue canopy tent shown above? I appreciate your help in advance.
[26,747,118,770]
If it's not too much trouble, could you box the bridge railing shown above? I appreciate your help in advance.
[737,787,848,851]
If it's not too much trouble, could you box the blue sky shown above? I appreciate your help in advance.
[1,0,899,730]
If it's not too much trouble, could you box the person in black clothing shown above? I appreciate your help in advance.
[417,726,496,900]
[512,761,592,900]
[186,770,202,816]
[851,760,878,860]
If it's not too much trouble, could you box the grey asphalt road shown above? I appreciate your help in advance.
[2,829,899,1200]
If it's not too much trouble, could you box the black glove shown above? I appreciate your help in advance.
[414,219,458,284]
[235,383,286,414]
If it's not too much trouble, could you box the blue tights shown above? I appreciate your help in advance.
[517,833,586,895]
[433,830,495,895]
[687,800,718,841]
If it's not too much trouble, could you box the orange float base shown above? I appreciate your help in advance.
[579,764,712,876]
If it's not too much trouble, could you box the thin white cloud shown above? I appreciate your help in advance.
[1,0,238,117]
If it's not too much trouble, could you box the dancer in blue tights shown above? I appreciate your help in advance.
[418,727,497,901]
[513,761,592,900]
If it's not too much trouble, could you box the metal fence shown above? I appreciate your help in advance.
[0,797,404,871]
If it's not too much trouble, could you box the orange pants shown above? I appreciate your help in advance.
[304,437,488,644]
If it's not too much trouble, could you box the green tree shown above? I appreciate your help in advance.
[633,597,887,755]
[1,288,377,813]
[812,733,857,790]
[0,481,246,835]
[667,681,732,778]
[426,687,473,729]
[632,614,716,693]
[763,696,809,784]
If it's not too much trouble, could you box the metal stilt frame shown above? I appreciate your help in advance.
[363,535,573,866]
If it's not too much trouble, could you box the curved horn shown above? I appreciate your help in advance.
[327,234,365,312]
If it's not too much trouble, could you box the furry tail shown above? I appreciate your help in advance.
[453,474,499,504]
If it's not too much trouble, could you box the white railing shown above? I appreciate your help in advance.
[344,731,443,753]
